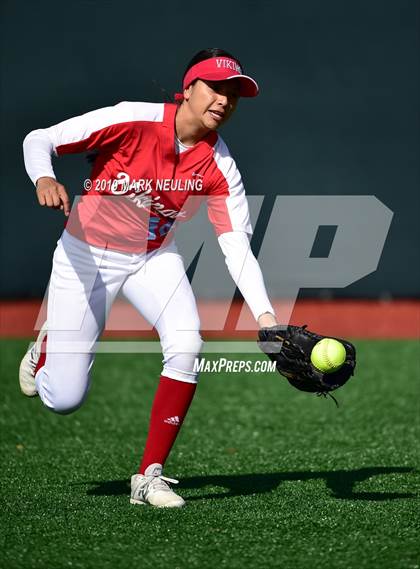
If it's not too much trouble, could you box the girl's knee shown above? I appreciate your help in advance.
[162,331,203,382]
[172,331,203,356]
[36,366,90,415]
[49,392,87,415]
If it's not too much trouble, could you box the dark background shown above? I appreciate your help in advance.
[1,0,418,298]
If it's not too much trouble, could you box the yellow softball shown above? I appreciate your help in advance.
[310,338,346,373]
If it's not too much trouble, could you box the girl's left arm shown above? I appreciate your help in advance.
[208,138,277,327]
[218,231,277,327]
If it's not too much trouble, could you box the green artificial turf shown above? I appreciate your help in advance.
[1,340,419,569]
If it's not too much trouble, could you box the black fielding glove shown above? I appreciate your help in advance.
[258,325,356,404]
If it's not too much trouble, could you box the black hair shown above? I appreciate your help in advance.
[183,48,243,81]
[86,49,241,166]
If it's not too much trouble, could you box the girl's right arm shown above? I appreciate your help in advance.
[23,129,70,215]
[35,176,71,216]
[23,101,137,215]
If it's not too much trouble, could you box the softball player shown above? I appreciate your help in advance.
[20,48,278,507]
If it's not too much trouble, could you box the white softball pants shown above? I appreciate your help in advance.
[36,230,203,414]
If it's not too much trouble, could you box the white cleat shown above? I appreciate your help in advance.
[130,463,185,508]
[19,324,48,397]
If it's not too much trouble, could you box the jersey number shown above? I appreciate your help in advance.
[147,217,174,241]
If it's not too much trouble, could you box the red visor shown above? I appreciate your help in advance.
[180,57,259,98]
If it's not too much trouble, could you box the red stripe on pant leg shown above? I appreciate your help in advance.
[34,335,47,375]
[138,375,197,475]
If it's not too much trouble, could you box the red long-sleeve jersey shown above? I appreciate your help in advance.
[24,101,252,253]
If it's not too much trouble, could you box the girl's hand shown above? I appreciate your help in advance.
[258,312,277,328]
[36,176,70,216]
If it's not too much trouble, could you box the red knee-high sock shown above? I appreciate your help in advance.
[139,375,197,474]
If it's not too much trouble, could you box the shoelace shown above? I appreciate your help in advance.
[317,391,340,407]
[151,475,179,488]
[137,474,179,499]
